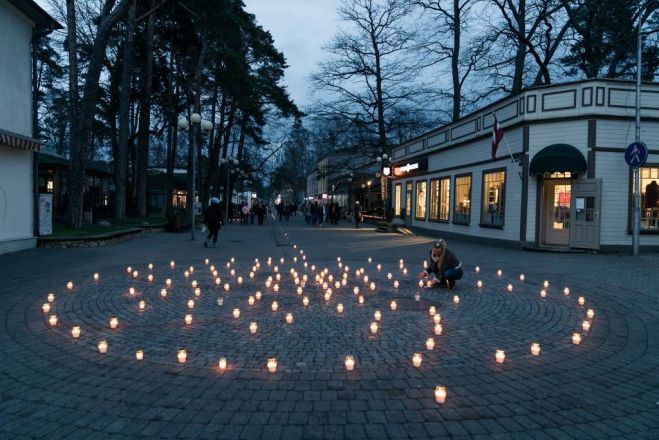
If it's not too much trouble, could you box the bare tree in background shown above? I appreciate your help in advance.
[312,0,426,155]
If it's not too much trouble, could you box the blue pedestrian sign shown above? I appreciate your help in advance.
[625,142,648,167]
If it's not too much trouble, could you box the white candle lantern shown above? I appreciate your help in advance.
[48,315,58,327]
[185,314,193,325]
[138,300,146,311]
[403,268,408,275]
[248,296,255,306]
[433,314,441,324]
[191,280,198,288]
[132,271,139,278]
[426,338,435,350]
[543,280,549,288]
[233,308,240,319]
[218,357,227,371]
[267,358,278,373]
[160,288,167,298]
[495,349,505,363]
[177,349,187,363]
[166,278,172,286]
[377,264,382,271]
[194,287,201,297]
[187,299,195,309]
[369,282,376,291]
[237,276,243,285]
[519,274,525,281]
[255,291,262,300]
[273,284,280,293]
[296,287,303,295]
[429,306,436,316]
[67,281,74,290]
[286,313,293,324]
[71,326,81,338]
[418,280,424,288]
[303,296,309,307]
[147,274,154,282]
[249,272,255,279]
[345,355,355,371]
[477,280,483,288]
[249,322,258,334]
[42,303,50,313]
[368,257,372,263]
[184,271,190,278]
[390,300,397,311]
[582,320,591,332]
[189,266,195,273]
[358,295,364,304]
[230,269,236,277]
[434,386,446,403]
[496,270,502,277]
[231,257,235,263]
[93,273,99,281]
[453,295,460,304]
[353,286,359,295]
[507,284,513,292]
[423,261,428,269]
[136,349,144,361]
[334,281,341,289]
[393,280,399,289]
[434,324,443,335]
[110,317,119,329]
[563,287,570,296]
[572,332,582,345]
[540,289,547,298]
[370,322,379,334]
[224,283,230,292]
[47,293,55,303]
[127,266,132,273]
[475,266,480,273]
[374,310,381,321]
[170,260,175,268]
[412,353,422,368]
[531,342,540,356]
[129,287,136,296]
[363,275,369,283]
[587,309,595,319]
[324,291,331,301]
[217,298,224,306]
[578,296,585,306]
[98,340,108,353]
[337,303,344,313]
[271,301,279,312]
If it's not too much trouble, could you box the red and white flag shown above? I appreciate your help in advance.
[492,114,504,160]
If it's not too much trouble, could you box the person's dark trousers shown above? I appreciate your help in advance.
[250,213,255,224]
[355,218,360,228]
[206,227,219,246]
[442,268,463,287]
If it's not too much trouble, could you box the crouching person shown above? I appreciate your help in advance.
[418,239,463,289]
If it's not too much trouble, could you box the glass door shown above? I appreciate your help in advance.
[543,179,571,246]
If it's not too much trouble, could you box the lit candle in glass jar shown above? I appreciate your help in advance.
[191,280,198,288]
[582,320,591,332]
[477,280,483,288]
[67,281,73,290]
[393,280,399,289]
[429,306,436,316]
[170,260,175,268]
[71,326,81,338]
[194,287,201,297]
[127,266,132,273]
[248,296,255,305]
[572,333,582,345]
[255,291,262,300]
[271,301,279,312]
[224,283,230,292]
[185,314,192,325]
[497,270,502,277]
[495,349,505,363]
[42,303,50,313]
[273,284,280,293]
[233,308,240,319]
[166,278,172,286]
[188,299,195,309]
[377,264,382,271]
[249,322,258,334]
[358,295,364,304]
[93,273,99,281]
[47,293,55,303]
[434,386,446,403]
[160,288,167,298]
[303,296,309,307]
[370,322,379,334]
[540,289,547,298]
[147,274,154,282]
[217,298,224,306]
[531,342,540,356]
[578,296,585,306]
[475,266,480,273]
[418,280,424,288]
[412,353,422,368]
[136,349,144,361]
[296,287,303,295]
[177,349,187,363]
[132,271,139,278]
[369,282,376,291]
[426,338,435,350]
[374,310,381,321]
[337,303,344,313]
[543,280,549,288]
[403,268,408,275]
[434,324,443,335]
[110,317,118,329]
[345,355,355,371]
[267,358,277,373]
[390,300,397,311]
[587,309,595,319]
[48,315,58,327]
[218,357,227,371]
[129,287,136,296]
[138,300,145,311]
[507,284,513,292]
[433,314,441,324]
[453,295,460,304]
[563,287,570,296]
[286,313,293,324]
[98,340,108,353]
[387,273,393,280]
[519,274,525,281]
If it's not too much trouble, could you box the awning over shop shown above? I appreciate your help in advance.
[530,143,587,175]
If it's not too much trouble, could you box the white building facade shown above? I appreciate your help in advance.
[0,0,59,254]
[390,79,659,252]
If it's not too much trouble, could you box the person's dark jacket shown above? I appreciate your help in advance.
[205,204,224,230]
[425,249,461,276]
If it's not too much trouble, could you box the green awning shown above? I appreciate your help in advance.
[529,143,587,175]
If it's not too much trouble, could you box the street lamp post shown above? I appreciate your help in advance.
[220,157,240,222]
[376,153,392,220]
[178,114,213,240]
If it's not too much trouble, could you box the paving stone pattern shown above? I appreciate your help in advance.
[1,217,658,439]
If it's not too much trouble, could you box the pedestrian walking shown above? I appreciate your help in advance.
[354,201,362,228]
[204,197,224,248]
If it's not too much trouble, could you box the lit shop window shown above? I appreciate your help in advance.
[429,177,450,221]
[637,166,659,230]
[394,184,402,217]
[415,180,427,220]
[481,170,505,226]
[453,174,471,224]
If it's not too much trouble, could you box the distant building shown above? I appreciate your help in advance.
[0,0,60,254]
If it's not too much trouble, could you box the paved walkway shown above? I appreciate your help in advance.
[0,216,658,439]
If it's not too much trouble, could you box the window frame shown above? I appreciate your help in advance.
[415,178,428,221]
[394,183,402,217]
[479,167,507,229]
[452,172,472,225]
[428,176,451,223]
[629,162,659,234]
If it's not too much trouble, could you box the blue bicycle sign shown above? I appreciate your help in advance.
[625,142,648,167]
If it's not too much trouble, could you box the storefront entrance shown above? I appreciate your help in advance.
[540,176,602,249]
[405,181,412,226]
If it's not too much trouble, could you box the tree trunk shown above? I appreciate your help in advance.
[451,0,461,122]
[187,40,207,224]
[511,0,526,94]
[372,41,387,152]
[65,0,79,226]
[136,0,156,217]
[114,0,136,221]
[66,0,129,228]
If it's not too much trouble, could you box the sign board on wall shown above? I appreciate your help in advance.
[392,157,428,177]
[38,193,52,236]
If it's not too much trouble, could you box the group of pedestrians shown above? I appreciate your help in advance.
[203,198,270,248]
[304,200,343,226]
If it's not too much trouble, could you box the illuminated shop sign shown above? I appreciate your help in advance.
[392,157,428,177]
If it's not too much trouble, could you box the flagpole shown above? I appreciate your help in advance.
[502,137,523,179]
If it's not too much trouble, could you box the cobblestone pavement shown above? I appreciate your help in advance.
[1,216,658,439]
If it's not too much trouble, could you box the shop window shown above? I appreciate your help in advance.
[172,190,187,209]
[637,166,659,230]
[405,182,412,218]
[415,180,427,220]
[481,170,506,227]
[429,177,450,222]
[394,184,402,217]
[453,174,471,224]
